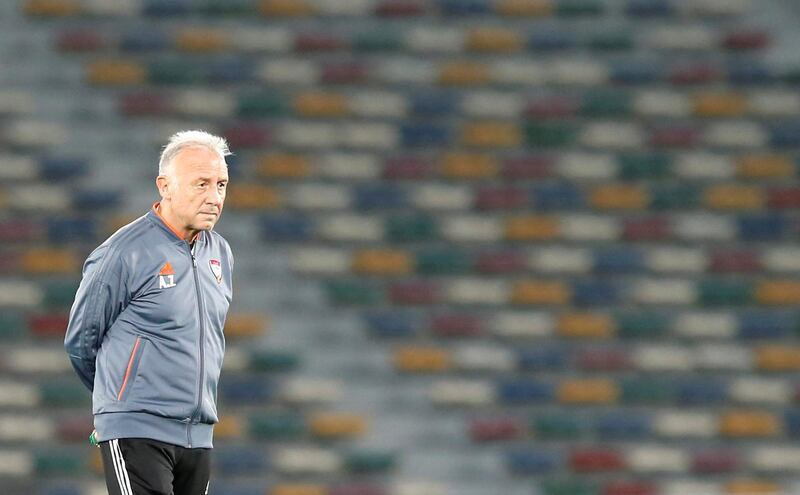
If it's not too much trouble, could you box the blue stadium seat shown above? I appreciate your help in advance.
[506,448,562,474]
[770,121,800,148]
[39,156,88,180]
[727,59,774,85]
[143,0,191,16]
[354,184,408,210]
[410,92,457,116]
[739,311,796,340]
[517,347,568,371]
[677,379,728,405]
[497,379,555,404]
[72,189,122,210]
[572,280,619,306]
[401,123,452,147]
[625,0,675,17]
[120,28,170,52]
[261,215,313,242]
[528,31,577,51]
[364,311,418,338]
[593,248,643,273]
[208,57,255,83]
[530,183,585,210]
[213,446,268,475]
[46,218,97,242]
[219,376,275,405]
[610,60,663,84]
[737,214,787,241]
[594,411,651,439]
[439,0,491,16]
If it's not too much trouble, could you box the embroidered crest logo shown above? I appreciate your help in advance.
[158,262,176,289]
[209,259,222,284]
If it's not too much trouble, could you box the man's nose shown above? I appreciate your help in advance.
[206,187,223,205]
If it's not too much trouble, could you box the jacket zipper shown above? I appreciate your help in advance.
[188,247,206,448]
[116,336,141,401]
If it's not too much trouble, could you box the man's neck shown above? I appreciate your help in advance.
[155,202,199,242]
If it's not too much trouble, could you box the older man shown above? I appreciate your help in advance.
[64,130,234,495]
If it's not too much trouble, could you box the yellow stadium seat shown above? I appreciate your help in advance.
[558,378,618,404]
[89,448,103,474]
[294,92,349,117]
[756,280,800,305]
[756,345,800,371]
[215,415,243,439]
[439,62,490,86]
[309,412,368,439]
[558,312,614,338]
[258,154,311,179]
[272,485,327,495]
[104,214,139,236]
[692,92,747,117]
[441,153,499,178]
[23,0,79,16]
[726,480,781,494]
[462,122,522,147]
[511,280,570,305]
[704,184,764,210]
[259,0,314,16]
[496,0,553,16]
[176,29,228,53]
[22,248,78,274]
[352,250,412,275]
[87,60,146,86]
[720,410,780,437]
[467,27,524,52]
[224,314,269,338]
[505,215,559,241]
[590,184,649,210]
[394,346,452,373]
[227,184,281,210]
[737,154,795,179]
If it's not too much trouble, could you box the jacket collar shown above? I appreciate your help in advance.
[147,202,204,244]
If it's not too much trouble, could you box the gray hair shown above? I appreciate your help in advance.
[158,130,231,176]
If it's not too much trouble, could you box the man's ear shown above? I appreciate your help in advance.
[156,175,171,199]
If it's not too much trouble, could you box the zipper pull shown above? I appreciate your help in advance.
[191,254,197,267]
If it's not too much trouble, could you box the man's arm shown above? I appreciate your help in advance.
[64,244,129,391]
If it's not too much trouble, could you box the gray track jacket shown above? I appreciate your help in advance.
[64,203,233,448]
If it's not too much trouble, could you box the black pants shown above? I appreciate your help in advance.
[99,438,210,495]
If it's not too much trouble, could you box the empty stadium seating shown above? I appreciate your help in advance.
[2,0,800,493]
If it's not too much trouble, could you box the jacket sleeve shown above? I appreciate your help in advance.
[64,244,130,391]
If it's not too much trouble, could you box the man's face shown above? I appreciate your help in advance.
[159,146,228,233]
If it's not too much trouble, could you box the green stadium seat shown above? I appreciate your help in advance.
[415,247,471,275]
[0,312,27,340]
[354,30,403,51]
[650,183,700,210]
[199,0,256,15]
[148,59,205,84]
[324,280,383,305]
[616,311,670,339]
[618,152,671,180]
[249,411,305,439]
[385,214,438,242]
[587,30,634,51]
[525,123,578,147]
[40,379,90,407]
[556,0,604,16]
[237,92,287,117]
[581,90,633,117]
[34,448,85,475]
[42,279,79,309]
[620,377,676,404]
[698,279,753,306]
[532,413,585,440]
[248,349,300,372]
[541,479,599,495]
[344,449,396,473]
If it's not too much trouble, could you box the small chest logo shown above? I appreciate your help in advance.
[158,262,176,289]
[209,259,222,284]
